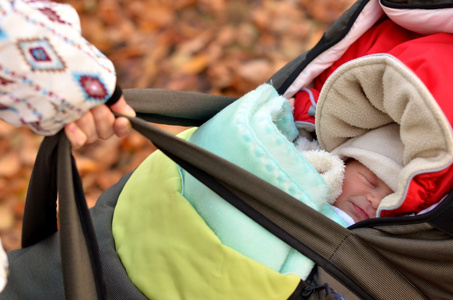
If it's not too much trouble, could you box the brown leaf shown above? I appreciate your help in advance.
[96,170,123,190]
[0,204,14,231]
[1,223,22,251]
[0,152,21,177]
[74,156,102,175]
[180,54,209,74]
[238,59,273,83]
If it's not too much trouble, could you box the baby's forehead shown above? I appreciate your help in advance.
[346,159,378,177]
[345,158,365,168]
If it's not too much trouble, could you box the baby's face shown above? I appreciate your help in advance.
[334,160,393,223]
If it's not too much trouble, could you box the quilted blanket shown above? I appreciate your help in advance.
[181,83,348,279]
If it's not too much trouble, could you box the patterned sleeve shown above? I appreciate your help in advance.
[0,0,118,135]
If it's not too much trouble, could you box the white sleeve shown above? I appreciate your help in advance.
[333,206,356,227]
[0,0,118,135]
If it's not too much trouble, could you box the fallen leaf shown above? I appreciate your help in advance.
[0,152,20,177]
[180,53,209,74]
[0,205,13,231]
[238,59,273,83]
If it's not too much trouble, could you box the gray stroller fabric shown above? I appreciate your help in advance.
[2,173,147,300]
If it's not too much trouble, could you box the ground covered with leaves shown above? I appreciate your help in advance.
[0,0,354,250]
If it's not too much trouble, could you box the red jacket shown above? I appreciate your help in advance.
[294,19,453,216]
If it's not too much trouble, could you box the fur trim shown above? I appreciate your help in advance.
[295,136,345,203]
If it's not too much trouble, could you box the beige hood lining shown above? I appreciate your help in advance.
[315,54,453,215]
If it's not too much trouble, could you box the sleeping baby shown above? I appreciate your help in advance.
[183,83,404,279]
[295,122,403,226]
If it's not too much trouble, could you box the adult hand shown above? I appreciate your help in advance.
[64,96,136,148]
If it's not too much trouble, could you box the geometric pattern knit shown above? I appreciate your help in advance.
[0,0,117,135]
[17,38,66,71]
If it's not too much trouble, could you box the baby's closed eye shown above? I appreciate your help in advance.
[360,172,378,188]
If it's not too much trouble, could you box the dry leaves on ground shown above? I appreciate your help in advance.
[0,0,354,250]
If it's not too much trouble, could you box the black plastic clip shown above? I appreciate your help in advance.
[301,283,347,299]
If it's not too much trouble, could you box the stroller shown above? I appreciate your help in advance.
[2,0,453,299]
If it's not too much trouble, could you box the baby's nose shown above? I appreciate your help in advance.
[367,190,385,209]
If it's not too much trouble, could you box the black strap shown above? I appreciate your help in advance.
[124,114,424,300]
[22,131,106,300]
[21,107,422,299]
[22,134,59,248]
[123,88,237,126]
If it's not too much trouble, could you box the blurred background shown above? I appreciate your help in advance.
[0,0,354,251]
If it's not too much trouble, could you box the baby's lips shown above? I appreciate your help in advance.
[353,203,371,221]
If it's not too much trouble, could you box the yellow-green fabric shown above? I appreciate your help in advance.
[112,128,300,300]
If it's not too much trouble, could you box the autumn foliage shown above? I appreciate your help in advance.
[0,0,354,251]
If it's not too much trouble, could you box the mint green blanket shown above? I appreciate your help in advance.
[182,84,347,279]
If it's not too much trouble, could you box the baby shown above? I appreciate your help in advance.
[296,123,404,226]
[333,159,393,224]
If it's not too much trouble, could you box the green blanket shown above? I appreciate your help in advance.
[183,83,347,279]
